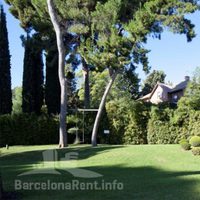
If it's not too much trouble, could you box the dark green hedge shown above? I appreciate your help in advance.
[0,114,59,147]
[1,105,200,146]
[147,107,200,144]
[105,100,150,145]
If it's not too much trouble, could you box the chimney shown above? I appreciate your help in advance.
[184,76,190,81]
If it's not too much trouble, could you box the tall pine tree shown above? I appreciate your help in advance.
[0,5,12,114]
[22,34,44,115]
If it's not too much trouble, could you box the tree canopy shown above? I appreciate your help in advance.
[141,70,166,96]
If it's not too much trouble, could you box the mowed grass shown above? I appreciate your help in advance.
[1,144,200,200]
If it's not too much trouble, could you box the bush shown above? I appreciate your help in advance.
[179,139,191,151]
[189,136,200,147]
[0,113,59,146]
[124,121,146,145]
[106,100,150,145]
[180,142,191,151]
[191,147,200,156]
[179,139,188,144]
[147,104,200,145]
[147,106,179,144]
[188,111,200,137]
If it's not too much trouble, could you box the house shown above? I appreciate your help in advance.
[139,76,190,104]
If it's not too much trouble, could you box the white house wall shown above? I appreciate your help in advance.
[150,86,169,104]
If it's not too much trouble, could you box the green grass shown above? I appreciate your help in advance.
[1,144,200,200]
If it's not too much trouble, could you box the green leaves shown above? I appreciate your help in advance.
[127,0,198,42]
[68,23,89,34]
[141,70,166,96]
[91,0,121,31]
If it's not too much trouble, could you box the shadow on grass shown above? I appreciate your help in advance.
[0,145,124,165]
[1,165,200,200]
[1,146,200,200]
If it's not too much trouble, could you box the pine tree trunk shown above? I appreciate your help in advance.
[47,0,67,148]
[82,58,90,108]
[91,70,118,146]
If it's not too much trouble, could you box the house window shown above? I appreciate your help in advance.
[173,94,178,102]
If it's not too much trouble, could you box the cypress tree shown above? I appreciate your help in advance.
[22,34,44,114]
[0,5,12,114]
[45,43,60,115]
[45,36,79,115]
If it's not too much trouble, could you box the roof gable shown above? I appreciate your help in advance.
[149,83,172,99]
[139,78,189,101]
[139,83,172,100]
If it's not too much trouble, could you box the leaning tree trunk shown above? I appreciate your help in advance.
[82,58,90,108]
[47,0,67,148]
[91,69,118,147]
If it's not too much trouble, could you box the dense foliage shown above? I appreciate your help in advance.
[12,87,22,114]
[147,105,178,144]
[0,5,12,114]
[22,34,44,115]
[45,41,60,115]
[77,67,200,145]
[0,114,58,146]
[2,69,200,146]
[0,113,79,147]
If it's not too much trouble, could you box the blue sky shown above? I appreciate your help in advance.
[138,11,200,85]
[1,0,200,88]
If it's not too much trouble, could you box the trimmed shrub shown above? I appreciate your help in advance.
[179,139,191,151]
[180,142,191,151]
[124,121,146,145]
[148,121,179,144]
[147,106,179,144]
[191,147,200,156]
[189,136,200,147]
[105,100,126,144]
[0,113,59,146]
[188,111,200,137]
[147,104,200,145]
[179,139,188,144]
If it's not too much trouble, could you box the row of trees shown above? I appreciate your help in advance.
[2,66,200,146]
[1,0,200,147]
[0,4,76,116]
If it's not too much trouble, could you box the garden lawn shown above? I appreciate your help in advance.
[0,144,200,200]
